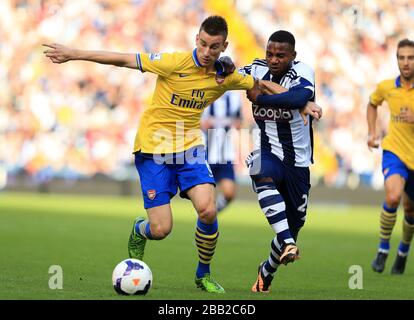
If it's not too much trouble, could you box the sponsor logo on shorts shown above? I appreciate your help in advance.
[205,162,214,177]
[147,189,157,200]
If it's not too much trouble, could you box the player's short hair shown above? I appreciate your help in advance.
[200,16,228,40]
[268,30,295,49]
[397,38,414,50]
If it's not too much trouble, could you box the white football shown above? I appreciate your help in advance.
[112,258,152,295]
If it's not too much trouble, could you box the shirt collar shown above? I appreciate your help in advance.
[395,76,402,87]
[192,48,202,68]
[395,75,414,88]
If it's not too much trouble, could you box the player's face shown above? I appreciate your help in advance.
[266,41,296,77]
[397,46,414,80]
[196,30,228,67]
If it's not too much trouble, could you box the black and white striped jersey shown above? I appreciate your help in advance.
[242,59,315,167]
[202,91,242,164]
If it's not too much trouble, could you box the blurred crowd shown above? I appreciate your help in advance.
[1,0,414,190]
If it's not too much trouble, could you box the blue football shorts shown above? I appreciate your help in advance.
[209,163,235,182]
[382,150,414,201]
[247,149,311,234]
[134,145,215,209]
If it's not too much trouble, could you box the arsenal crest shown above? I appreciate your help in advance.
[147,189,156,200]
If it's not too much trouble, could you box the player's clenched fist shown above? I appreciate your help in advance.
[367,134,380,150]
[300,101,322,125]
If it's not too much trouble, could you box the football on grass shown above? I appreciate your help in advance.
[112,258,152,295]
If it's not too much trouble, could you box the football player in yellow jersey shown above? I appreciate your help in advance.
[44,16,243,293]
[43,15,321,293]
[367,39,414,275]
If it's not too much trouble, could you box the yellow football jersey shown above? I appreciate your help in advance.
[134,49,254,154]
[370,76,414,169]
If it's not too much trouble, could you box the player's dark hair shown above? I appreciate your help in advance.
[397,38,414,50]
[268,30,295,49]
[200,15,228,40]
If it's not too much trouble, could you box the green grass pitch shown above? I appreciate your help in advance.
[0,192,413,300]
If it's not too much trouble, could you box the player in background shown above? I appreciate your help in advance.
[243,30,322,293]
[201,91,243,213]
[368,38,414,275]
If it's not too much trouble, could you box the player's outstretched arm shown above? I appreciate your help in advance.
[43,43,138,69]
[247,80,312,108]
[258,80,322,121]
[367,102,380,150]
